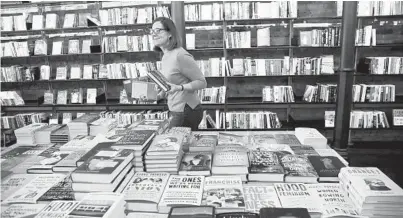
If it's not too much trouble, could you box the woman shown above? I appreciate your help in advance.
[150,17,207,131]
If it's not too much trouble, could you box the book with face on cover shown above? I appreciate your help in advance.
[123,172,170,212]
[179,152,212,176]
[201,176,245,214]
[308,156,346,182]
[146,134,184,156]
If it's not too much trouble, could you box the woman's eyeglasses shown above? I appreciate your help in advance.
[149,28,166,35]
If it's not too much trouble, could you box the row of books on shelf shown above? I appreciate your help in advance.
[102,35,155,53]
[325,110,391,128]
[0,5,170,32]
[356,1,403,16]
[262,86,295,103]
[1,113,47,130]
[367,57,403,75]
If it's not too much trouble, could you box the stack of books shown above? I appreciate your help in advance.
[212,144,249,182]
[14,123,48,145]
[189,133,217,152]
[145,134,185,174]
[339,167,403,218]
[112,129,156,172]
[70,147,134,200]
[34,124,64,144]
[123,172,170,213]
[50,125,70,144]
[67,114,99,139]
[131,119,170,135]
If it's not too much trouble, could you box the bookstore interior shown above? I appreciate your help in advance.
[1,0,403,218]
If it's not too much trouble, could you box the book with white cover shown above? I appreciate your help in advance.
[3,174,66,204]
[243,184,282,213]
[202,176,245,213]
[68,193,125,218]
[124,172,170,212]
[308,183,364,218]
[158,175,205,214]
[295,127,327,148]
[1,174,38,201]
[339,167,403,204]
[0,203,47,218]
[34,200,80,218]
[274,183,322,218]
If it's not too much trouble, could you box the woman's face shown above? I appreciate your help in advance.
[151,21,170,48]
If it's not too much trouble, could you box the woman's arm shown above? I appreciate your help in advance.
[178,53,207,91]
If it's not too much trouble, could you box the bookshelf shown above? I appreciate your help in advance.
[1,1,403,145]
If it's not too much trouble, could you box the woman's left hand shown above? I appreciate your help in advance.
[167,82,182,94]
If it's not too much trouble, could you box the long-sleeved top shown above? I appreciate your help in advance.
[161,47,207,112]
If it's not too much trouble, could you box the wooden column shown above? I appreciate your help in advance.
[333,1,358,151]
[171,1,186,48]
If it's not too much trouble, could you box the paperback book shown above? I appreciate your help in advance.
[179,152,212,176]
[243,184,282,213]
[0,203,48,218]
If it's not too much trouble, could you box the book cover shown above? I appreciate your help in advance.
[218,132,248,146]
[248,149,284,174]
[75,142,115,166]
[249,144,294,156]
[0,203,48,218]
[159,175,205,213]
[308,156,346,179]
[1,174,38,201]
[274,133,302,145]
[340,167,403,202]
[113,130,155,147]
[3,174,66,204]
[280,154,319,178]
[190,134,217,152]
[35,200,80,218]
[274,183,322,215]
[73,149,133,175]
[37,174,74,202]
[68,193,125,218]
[290,145,319,156]
[213,145,249,167]
[124,172,170,203]
[249,134,277,146]
[53,149,89,171]
[259,208,311,218]
[27,144,72,173]
[243,184,282,213]
[202,176,245,211]
[308,183,363,218]
[179,152,212,173]
[147,134,184,155]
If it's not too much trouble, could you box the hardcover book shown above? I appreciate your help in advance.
[280,154,319,183]
[123,172,170,212]
[290,145,319,156]
[243,184,282,213]
[308,156,346,182]
[27,144,72,174]
[189,134,217,152]
[35,200,80,218]
[212,145,249,175]
[179,152,212,176]
[249,134,277,146]
[202,176,245,213]
[71,148,134,183]
[37,174,74,202]
[274,183,322,217]
[75,142,115,167]
[147,134,184,156]
[3,174,66,204]
[274,133,302,145]
[249,149,284,174]
[112,129,155,151]
[52,149,89,172]
[218,132,248,146]
[308,183,362,218]
[127,212,168,218]
[68,193,125,218]
[259,208,311,218]
[159,175,205,214]
[146,70,171,92]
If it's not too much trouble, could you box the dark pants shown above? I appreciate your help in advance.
[169,104,203,131]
